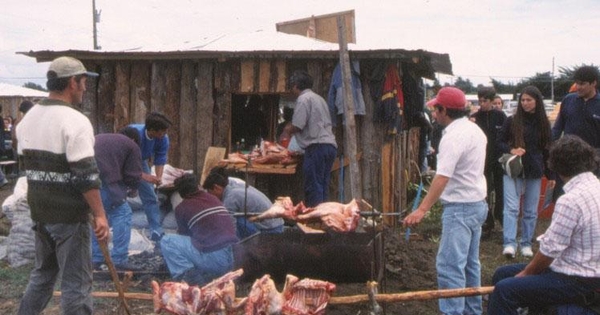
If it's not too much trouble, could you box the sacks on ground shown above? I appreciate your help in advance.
[0,236,7,261]
[1,177,35,268]
[129,228,154,255]
[156,164,193,190]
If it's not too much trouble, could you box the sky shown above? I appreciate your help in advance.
[1,0,599,88]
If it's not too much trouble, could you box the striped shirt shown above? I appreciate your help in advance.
[539,172,600,277]
[16,99,100,223]
[175,190,238,253]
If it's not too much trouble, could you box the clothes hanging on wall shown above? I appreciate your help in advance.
[327,61,366,127]
[370,63,404,134]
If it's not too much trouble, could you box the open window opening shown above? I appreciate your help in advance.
[231,94,281,152]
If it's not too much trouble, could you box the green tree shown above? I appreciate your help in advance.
[453,76,475,94]
[490,78,516,95]
[23,82,46,92]
[515,72,554,99]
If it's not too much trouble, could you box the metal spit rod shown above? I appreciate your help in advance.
[233,198,403,217]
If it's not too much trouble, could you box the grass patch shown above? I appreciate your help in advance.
[0,261,31,299]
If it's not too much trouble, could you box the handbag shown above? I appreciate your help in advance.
[498,153,523,178]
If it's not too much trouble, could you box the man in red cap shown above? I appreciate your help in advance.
[403,86,488,315]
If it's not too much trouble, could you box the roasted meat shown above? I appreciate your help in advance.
[250,197,306,222]
[281,274,336,315]
[152,269,245,315]
[252,198,359,232]
[297,199,360,233]
[245,274,284,315]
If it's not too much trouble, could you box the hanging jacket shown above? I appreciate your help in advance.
[372,64,404,133]
[327,61,366,127]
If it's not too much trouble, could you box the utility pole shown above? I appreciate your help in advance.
[92,0,101,50]
[551,57,555,101]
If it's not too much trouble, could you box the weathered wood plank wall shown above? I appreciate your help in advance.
[84,57,419,221]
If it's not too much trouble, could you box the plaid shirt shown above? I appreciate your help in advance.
[539,172,600,277]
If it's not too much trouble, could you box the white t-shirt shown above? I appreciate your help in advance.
[436,117,487,203]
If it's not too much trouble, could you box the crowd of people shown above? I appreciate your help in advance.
[10,55,600,314]
[406,65,600,314]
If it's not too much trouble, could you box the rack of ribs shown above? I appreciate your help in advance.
[152,269,245,315]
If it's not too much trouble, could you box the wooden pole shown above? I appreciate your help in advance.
[330,286,495,304]
[336,16,362,201]
[56,286,494,305]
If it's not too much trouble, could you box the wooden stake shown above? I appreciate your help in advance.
[330,286,495,304]
[54,286,494,305]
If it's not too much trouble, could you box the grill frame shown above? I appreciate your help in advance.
[233,229,383,283]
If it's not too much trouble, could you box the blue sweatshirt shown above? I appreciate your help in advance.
[128,124,170,165]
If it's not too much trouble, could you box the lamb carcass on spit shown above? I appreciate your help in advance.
[297,199,360,233]
[152,269,245,315]
[250,197,307,222]
[245,274,284,315]
[281,274,336,315]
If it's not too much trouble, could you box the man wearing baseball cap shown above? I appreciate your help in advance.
[16,56,107,315]
[403,86,488,314]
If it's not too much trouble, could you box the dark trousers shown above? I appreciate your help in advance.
[488,264,600,315]
[18,222,93,315]
[484,162,504,229]
[303,143,336,207]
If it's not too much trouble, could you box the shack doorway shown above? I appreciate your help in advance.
[231,94,280,152]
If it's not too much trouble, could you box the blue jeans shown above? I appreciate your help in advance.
[303,143,336,207]
[502,176,541,249]
[18,222,93,315]
[159,234,234,286]
[488,263,600,315]
[140,161,163,235]
[91,188,132,265]
[235,217,284,239]
[436,200,487,315]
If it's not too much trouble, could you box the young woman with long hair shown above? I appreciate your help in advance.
[497,86,554,259]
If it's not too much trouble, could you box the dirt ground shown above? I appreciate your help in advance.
[0,179,549,315]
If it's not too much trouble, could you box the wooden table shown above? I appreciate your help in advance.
[223,163,302,201]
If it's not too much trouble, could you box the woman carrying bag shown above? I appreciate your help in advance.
[497,86,554,259]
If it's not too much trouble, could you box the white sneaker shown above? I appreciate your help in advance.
[503,246,516,259]
[521,246,534,258]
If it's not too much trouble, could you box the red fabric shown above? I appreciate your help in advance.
[382,64,404,113]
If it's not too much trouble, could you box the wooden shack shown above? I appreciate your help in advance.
[0,83,47,120]
[20,31,452,223]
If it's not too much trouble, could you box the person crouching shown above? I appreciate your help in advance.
[159,173,238,286]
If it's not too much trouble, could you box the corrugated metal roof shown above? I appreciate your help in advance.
[116,30,352,52]
[18,30,452,76]
[0,83,47,97]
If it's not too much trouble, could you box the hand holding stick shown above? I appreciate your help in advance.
[93,216,131,315]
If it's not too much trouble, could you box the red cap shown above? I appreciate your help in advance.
[429,87,466,110]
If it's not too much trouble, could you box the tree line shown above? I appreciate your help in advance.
[430,63,597,102]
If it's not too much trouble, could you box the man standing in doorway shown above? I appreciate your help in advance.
[129,112,172,242]
[403,87,488,315]
[16,56,109,315]
[285,70,337,207]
